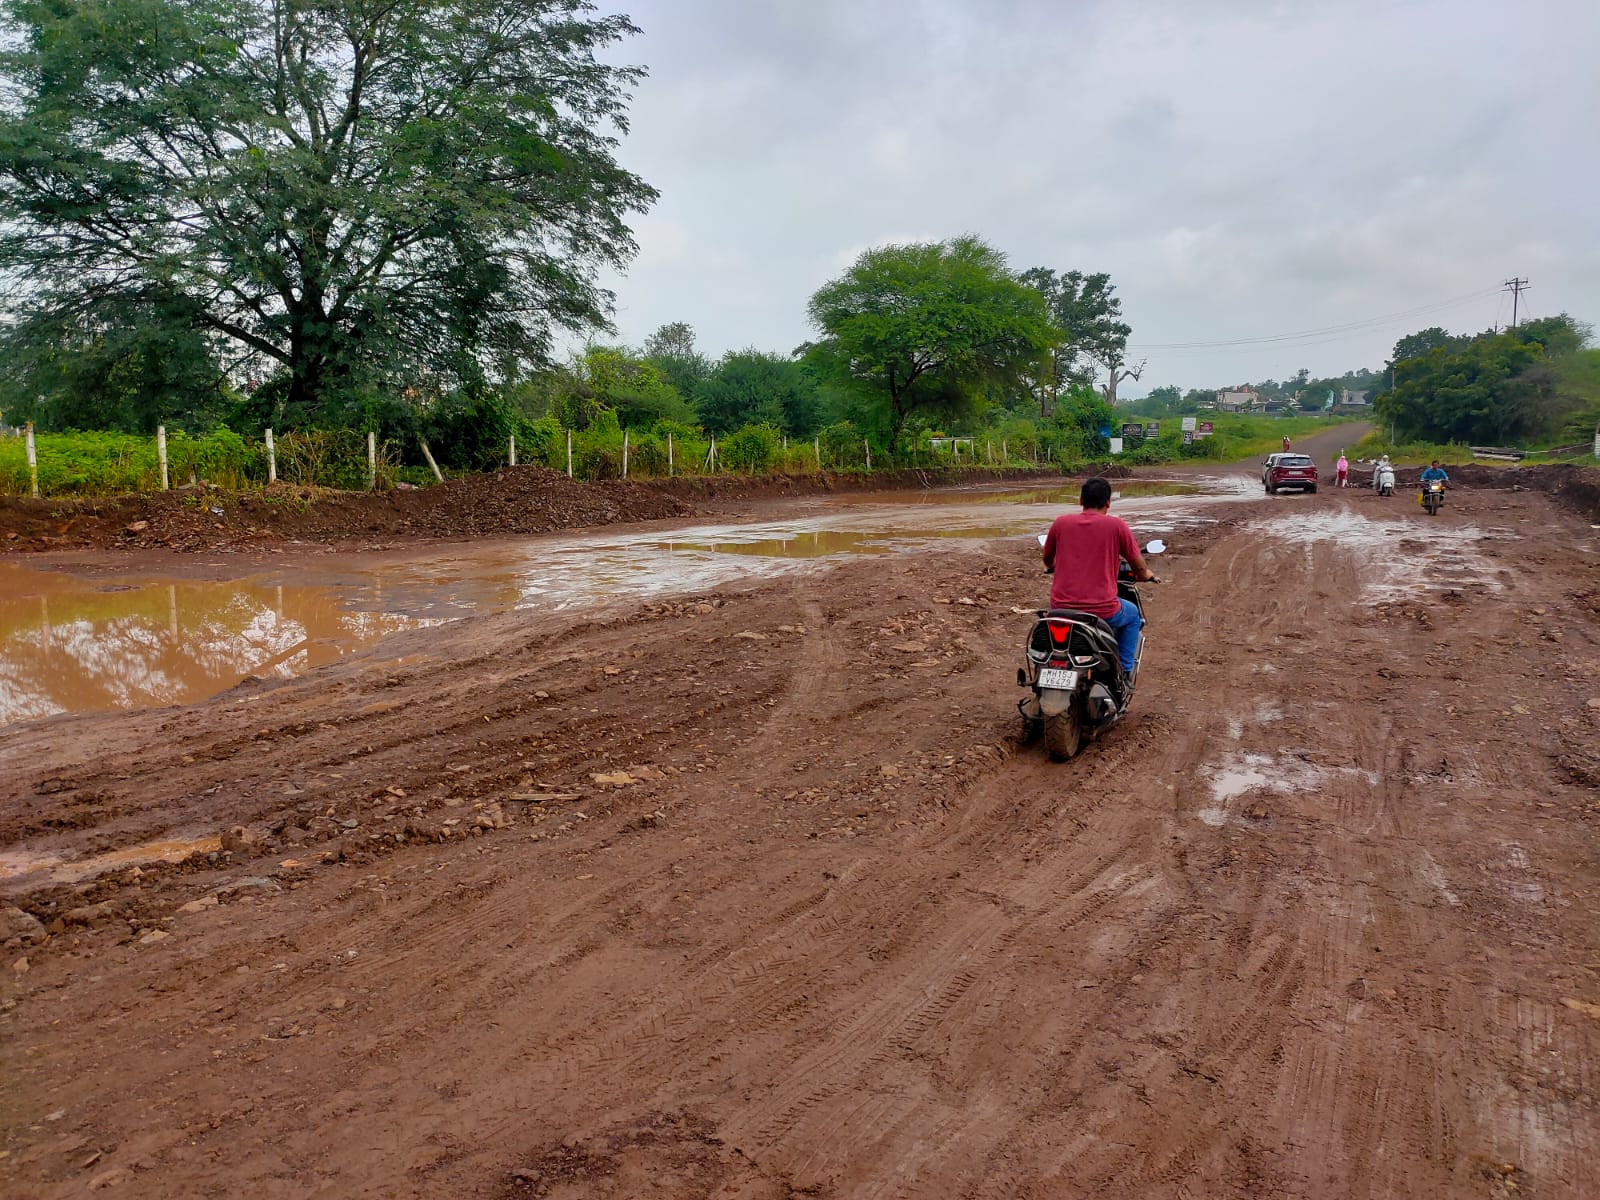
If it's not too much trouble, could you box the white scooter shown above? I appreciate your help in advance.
[1373,462,1395,497]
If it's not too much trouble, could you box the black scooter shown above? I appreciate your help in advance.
[1017,539,1164,761]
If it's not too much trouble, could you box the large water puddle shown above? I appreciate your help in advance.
[0,480,1243,725]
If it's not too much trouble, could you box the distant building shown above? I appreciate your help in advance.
[1215,388,1254,412]
[1339,389,1370,406]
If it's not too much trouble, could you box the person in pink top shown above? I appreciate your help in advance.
[1040,477,1154,676]
[1336,450,1349,488]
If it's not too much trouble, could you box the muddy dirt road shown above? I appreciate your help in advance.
[3,463,1600,1198]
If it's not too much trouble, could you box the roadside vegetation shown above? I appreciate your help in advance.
[0,412,1349,499]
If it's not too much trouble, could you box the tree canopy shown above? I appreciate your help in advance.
[0,0,656,421]
[1376,315,1592,444]
[695,350,822,437]
[804,237,1058,437]
[1018,268,1133,412]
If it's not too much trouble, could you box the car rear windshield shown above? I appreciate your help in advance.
[1278,455,1314,466]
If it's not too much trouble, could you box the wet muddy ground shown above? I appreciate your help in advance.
[3,431,1600,1198]
[0,477,1233,726]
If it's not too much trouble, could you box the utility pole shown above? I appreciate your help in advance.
[1503,277,1530,328]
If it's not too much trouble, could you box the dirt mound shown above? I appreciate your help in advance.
[1383,462,1600,521]
[651,465,1057,503]
[0,466,690,553]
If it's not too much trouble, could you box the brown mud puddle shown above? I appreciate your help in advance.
[0,484,1239,726]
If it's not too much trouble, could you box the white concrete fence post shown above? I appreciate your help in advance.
[157,425,169,490]
[814,436,821,469]
[668,432,674,477]
[566,429,573,478]
[508,433,516,466]
[622,430,629,479]
[265,428,277,484]
[418,436,444,483]
[367,431,377,489]
[864,439,871,471]
[25,422,39,498]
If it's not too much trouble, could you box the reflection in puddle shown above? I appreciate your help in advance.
[0,834,222,888]
[1,480,1246,725]
[0,565,446,726]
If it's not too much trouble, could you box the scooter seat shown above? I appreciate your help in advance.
[1046,609,1116,636]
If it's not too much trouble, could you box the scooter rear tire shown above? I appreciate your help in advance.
[1045,700,1083,761]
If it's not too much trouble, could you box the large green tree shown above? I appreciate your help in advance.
[554,345,694,430]
[694,350,822,436]
[1018,268,1134,413]
[642,321,712,400]
[805,237,1058,438]
[0,0,656,419]
[1376,316,1594,444]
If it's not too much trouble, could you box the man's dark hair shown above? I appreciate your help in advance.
[1080,477,1113,509]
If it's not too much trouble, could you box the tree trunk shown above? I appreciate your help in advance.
[287,297,333,417]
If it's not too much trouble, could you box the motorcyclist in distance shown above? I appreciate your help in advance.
[1373,454,1392,489]
[1420,460,1450,486]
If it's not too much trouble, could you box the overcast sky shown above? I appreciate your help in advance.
[592,0,1599,395]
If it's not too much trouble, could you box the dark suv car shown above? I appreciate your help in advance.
[1264,453,1318,494]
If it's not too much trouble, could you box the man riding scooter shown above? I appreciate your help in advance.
[1040,477,1155,686]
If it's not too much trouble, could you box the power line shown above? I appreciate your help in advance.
[1126,286,1503,352]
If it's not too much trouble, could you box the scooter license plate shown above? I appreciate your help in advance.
[1037,668,1079,689]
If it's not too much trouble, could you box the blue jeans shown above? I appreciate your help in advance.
[1104,599,1142,676]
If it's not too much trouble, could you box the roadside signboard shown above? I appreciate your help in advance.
[1196,421,1214,439]
[1146,421,1160,438]
[1109,437,1124,455]
[1182,430,1195,445]
[1121,423,1143,440]
[1181,417,1197,432]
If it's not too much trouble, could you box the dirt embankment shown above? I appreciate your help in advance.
[3,483,1599,1198]
[1375,462,1600,521]
[0,465,1064,554]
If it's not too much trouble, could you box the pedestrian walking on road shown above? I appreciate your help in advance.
[1282,434,1291,453]
[1336,451,1349,488]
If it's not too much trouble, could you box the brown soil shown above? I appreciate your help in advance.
[0,466,693,554]
[0,466,1058,555]
[3,475,1599,1198]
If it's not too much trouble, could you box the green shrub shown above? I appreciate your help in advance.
[719,424,782,473]
[818,421,863,469]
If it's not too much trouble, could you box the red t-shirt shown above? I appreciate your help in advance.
[1043,510,1139,618]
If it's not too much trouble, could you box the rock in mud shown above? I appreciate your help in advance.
[221,826,264,854]
[63,899,122,926]
[1,906,46,945]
